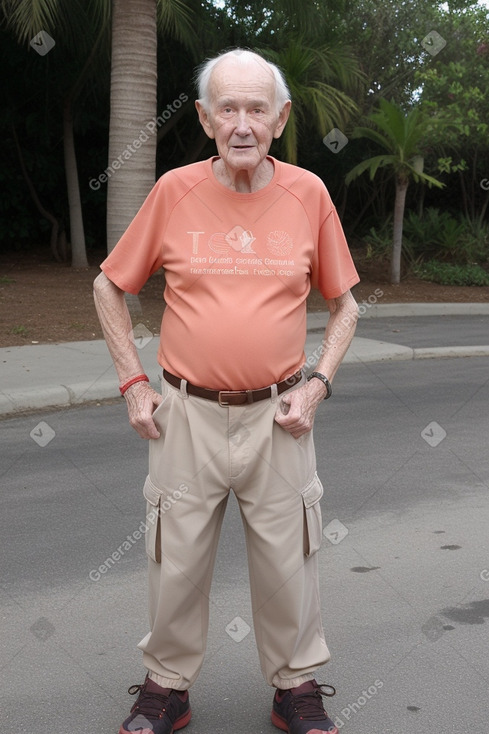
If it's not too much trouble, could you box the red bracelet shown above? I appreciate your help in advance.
[119,374,149,395]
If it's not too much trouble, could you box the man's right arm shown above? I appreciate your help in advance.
[93,272,162,439]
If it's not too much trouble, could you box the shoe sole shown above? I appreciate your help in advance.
[119,707,191,734]
[271,709,338,734]
[271,710,289,732]
[174,708,192,731]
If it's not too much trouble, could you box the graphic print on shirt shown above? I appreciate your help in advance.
[225,225,256,253]
[187,226,297,279]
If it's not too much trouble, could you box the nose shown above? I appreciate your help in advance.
[235,110,251,136]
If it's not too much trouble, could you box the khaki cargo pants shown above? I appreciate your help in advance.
[137,375,331,690]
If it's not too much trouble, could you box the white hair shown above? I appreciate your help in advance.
[196,48,291,114]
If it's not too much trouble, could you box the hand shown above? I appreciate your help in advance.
[123,382,163,439]
[274,380,326,438]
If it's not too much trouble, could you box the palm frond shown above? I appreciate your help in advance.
[306,82,357,132]
[1,0,110,59]
[345,155,397,186]
[157,0,199,55]
[261,38,359,162]
[408,168,445,189]
[350,126,392,152]
[281,105,299,165]
[1,0,60,44]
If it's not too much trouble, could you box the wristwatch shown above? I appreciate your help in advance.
[307,371,332,399]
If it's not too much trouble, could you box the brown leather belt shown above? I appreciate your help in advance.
[162,369,303,406]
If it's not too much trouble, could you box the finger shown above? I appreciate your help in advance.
[274,407,295,427]
[152,395,164,411]
[280,397,291,414]
[134,419,160,440]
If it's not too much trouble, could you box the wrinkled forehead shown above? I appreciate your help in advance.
[208,57,277,106]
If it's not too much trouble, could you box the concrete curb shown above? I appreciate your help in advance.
[2,342,489,418]
[0,380,121,416]
[306,302,489,329]
[358,302,489,318]
[413,345,489,360]
[2,304,489,417]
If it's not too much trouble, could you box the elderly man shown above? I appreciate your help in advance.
[94,48,359,734]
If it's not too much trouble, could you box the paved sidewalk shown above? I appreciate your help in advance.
[1,303,489,417]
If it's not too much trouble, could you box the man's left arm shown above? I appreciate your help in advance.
[274,290,358,438]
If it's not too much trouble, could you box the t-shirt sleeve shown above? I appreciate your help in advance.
[311,203,360,300]
[99,176,168,295]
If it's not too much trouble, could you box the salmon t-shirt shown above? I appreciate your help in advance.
[100,156,359,390]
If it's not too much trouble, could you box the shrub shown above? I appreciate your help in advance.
[403,208,465,262]
[364,208,489,271]
[364,215,420,267]
[413,261,489,286]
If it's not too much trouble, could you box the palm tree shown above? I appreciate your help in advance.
[1,0,111,266]
[1,0,196,265]
[107,0,196,254]
[262,38,362,165]
[345,98,444,284]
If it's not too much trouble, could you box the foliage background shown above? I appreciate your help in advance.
[1,0,488,276]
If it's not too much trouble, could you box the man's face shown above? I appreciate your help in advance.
[196,58,290,175]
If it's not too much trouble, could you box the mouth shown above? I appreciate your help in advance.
[232,145,254,150]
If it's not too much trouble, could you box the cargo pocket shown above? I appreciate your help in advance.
[301,473,324,557]
[142,475,162,563]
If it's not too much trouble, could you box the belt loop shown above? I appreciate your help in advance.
[270,383,278,403]
[179,378,189,399]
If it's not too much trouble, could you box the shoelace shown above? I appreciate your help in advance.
[128,682,171,718]
[289,684,336,721]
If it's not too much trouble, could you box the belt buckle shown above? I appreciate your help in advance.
[218,390,253,407]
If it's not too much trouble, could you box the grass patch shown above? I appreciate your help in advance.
[11,325,28,335]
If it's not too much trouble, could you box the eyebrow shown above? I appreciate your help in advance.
[217,97,271,108]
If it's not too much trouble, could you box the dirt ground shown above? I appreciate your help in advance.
[1,247,488,348]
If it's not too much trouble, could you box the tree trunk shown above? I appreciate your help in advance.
[106,0,158,254]
[417,185,425,218]
[478,193,489,227]
[12,124,65,262]
[391,179,408,285]
[63,99,88,267]
[458,169,469,220]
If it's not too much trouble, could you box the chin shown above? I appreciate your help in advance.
[227,151,262,166]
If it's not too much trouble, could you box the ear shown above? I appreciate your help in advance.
[273,100,292,139]
[195,100,215,140]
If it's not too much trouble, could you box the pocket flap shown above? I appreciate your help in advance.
[301,473,324,508]
[142,475,162,507]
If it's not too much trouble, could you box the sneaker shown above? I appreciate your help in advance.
[119,675,191,734]
[271,679,338,734]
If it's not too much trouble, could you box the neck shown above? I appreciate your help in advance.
[213,158,274,193]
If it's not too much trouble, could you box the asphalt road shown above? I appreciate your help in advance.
[354,314,489,348]
[1,356,488,733]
